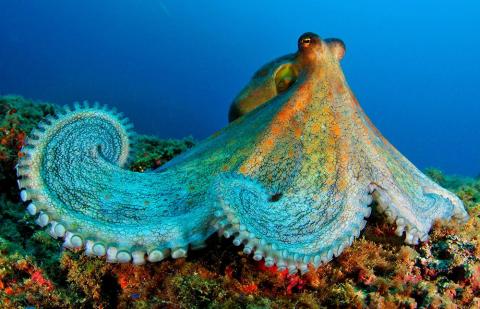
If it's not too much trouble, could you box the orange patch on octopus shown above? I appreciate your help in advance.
[239,165,248,174]
[294,127,303,138]
[310,122,322,135]
[332,121,342,138]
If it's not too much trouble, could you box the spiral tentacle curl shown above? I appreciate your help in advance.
[17,101,217,265]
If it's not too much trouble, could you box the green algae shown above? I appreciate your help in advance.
[1,95,480,308]
[129,135,195,172]
[425,168,480,208]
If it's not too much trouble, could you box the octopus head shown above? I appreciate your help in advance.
[297,32,346,65]
[228,32,346,121]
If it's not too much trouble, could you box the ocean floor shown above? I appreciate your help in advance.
[1,95,479,308]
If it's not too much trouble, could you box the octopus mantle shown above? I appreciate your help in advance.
[16,32,468,274]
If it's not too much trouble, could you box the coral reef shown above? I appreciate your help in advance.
[1,95,480,308]
[129,136,195,173]
[0,95,57,196]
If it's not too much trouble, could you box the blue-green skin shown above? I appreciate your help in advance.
[16,33,469,274]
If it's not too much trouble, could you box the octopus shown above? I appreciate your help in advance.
[16,32,468,274]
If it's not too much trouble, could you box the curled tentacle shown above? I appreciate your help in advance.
[212,173,373,274]
[16,102,217,264]
[369,141,469,244]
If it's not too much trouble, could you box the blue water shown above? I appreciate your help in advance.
[0,1,479,176]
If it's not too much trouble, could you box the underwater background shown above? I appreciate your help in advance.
[0,0,478,176]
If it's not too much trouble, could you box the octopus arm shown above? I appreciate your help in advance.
[16,102,216,264]
[211,172,374,274]
[369,136,469,243]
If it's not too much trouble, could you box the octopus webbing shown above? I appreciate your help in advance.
[16,32,469,274]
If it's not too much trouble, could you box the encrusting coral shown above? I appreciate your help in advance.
[1,95,480,308]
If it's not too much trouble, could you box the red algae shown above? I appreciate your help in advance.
[239,283,258,294]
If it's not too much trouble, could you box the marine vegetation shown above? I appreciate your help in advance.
[1,95,480,307]
[13,33,468,283]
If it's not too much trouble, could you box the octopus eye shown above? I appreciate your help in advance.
[298,32,320,50]
[274,64,298,94]
[301,37,311,46]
